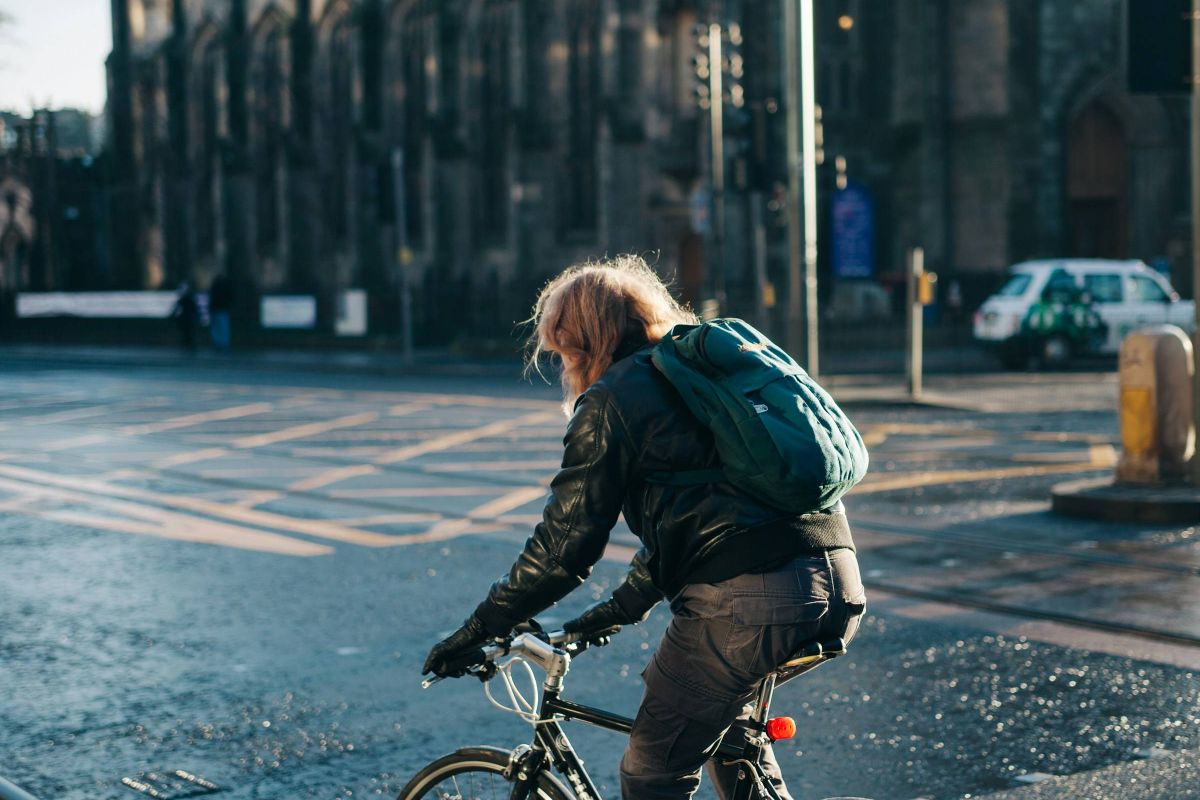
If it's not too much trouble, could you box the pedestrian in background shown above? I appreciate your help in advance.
[171,281,199,354]
[208,274,233,352]
[423,255,867,800]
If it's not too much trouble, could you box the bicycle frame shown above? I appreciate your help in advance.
[518,675,784,800]
[427,630,842,800]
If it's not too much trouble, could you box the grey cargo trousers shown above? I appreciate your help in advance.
[620,548,866,800]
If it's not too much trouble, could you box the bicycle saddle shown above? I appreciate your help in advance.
[779,637,847,669]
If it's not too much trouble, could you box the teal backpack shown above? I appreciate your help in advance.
[649,318,868,514]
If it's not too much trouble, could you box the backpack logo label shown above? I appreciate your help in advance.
[738,342,769,353]
[753,403,769,414]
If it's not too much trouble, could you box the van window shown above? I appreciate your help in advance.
[1042,271,1078,303]
[997,274,1032,297]
[1083,274,1123,304]
[1130,275,1169,303]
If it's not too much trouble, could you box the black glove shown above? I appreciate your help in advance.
[422,615,492,676]
[563,597,643,635]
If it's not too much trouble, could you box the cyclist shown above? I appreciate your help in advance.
[423,256,866,800]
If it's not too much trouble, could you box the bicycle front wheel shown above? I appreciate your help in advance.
[398,746,574,800]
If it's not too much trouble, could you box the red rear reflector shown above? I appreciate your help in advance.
[766,716,796,741]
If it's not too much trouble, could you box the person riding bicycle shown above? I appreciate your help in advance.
[423,256,867,800]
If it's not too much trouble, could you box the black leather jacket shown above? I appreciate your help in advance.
[473,345,855,636]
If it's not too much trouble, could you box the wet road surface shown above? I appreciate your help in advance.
[0,364,1197,800]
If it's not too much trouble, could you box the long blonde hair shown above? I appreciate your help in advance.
[527,255,698,411]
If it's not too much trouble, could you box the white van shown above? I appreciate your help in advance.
[973,259,1193,368]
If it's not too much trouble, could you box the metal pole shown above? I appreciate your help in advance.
[1192,0,1200,485]
[783,0,803,361]
[709,23,726,314]
[751,192,769,331]
[907,247,925,399]
[391,147,414,365]
[800,0,820,378]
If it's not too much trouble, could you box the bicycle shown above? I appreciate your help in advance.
[0,776,39,800]
[401,625,871,800]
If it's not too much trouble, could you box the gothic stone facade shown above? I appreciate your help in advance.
[106,0,1190,342]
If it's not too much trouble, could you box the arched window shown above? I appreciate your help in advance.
[564,0,601,235]
[390,1,436,248]
[476,1,513,245]
[192,33,223,260]
[252,23,287,257]
[322,14,355,245]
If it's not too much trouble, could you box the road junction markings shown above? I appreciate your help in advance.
[372,410,561,464]
[0,463,549,555]
[0,382,1125,559]
[0,474,331,557]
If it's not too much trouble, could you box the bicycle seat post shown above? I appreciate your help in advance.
[749,672,777,727]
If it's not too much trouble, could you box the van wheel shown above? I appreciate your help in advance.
[1031,334,1072,371]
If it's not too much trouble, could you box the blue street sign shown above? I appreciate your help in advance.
[832,182,875,280]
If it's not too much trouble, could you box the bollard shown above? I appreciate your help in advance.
[1116,326,1195,484]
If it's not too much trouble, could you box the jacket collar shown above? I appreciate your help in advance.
[612,330,650,363]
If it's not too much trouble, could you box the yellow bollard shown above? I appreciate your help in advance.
[1116,327,1194,484]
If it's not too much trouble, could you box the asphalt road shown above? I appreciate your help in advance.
[0,362,1197,800]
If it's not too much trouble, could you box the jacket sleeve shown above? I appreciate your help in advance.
[474,387,633,635]
[611,547,664,620]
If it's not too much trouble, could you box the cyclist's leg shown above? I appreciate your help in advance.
[620,685,733,800]
[620,573,829,800]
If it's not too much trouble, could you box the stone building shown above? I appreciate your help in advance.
[104,0,1191,344]
[870,0,1190,307]
[1,109,103,297]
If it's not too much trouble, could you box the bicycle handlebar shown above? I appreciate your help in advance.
[421,625,621,689]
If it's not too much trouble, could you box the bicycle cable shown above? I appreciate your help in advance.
[483,656,555,725]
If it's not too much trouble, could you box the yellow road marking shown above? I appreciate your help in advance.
[288,464,379,492]
[0,476,331,556]
[498,514,543,525]
[375,486,548,545]
[421,459,562,473]
[329,486,503,498]
[119,402,275,435]
[467,486,547,518]
[852,460,1107,495]
[153,448,230,468]
[330,512,445,526]
[374,411,559,464]
[231,411,380,449]
[0,464,415,548]
[1023,431,1116,445]
[234,491,283,508]
[42,433,110,451]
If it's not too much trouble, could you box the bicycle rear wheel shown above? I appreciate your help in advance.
[398,746,574,800]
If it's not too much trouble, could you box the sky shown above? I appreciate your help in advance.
[0,1,111,115]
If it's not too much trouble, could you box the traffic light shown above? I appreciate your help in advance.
[1128,0,1193,94]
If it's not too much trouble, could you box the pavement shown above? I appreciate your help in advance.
[0,352,1196,800]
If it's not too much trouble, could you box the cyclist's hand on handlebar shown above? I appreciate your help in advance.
[563,597,641,636]
[422,614,492,677]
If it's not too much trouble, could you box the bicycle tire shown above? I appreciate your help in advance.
[0,776,39,800]
[397,746,575,800]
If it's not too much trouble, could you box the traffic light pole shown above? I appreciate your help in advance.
[783,0,820,377]
[800,0,820,378]
[708,23,727,313]
[783,0,803,363]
